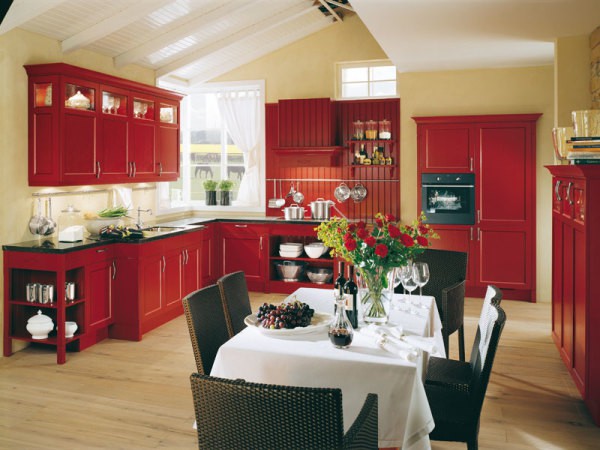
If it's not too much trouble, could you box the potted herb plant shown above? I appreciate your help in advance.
[203,179,218,206]
[218,179,234,206]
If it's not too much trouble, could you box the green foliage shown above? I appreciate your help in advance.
[218,179,234,191]
[203,179,218,191]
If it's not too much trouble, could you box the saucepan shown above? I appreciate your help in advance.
[282,204,306,220]
[309,198,335,220]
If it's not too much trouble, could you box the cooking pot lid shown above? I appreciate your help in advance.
[28,310,53,324]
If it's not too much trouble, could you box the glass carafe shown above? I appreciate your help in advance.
[328,295,354,348]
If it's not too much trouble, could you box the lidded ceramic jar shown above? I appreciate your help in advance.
[58,205,84,242]
[26,310,54,340]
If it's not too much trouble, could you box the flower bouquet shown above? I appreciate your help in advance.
[316,212,437,324]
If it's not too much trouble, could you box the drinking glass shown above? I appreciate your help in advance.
[400,263,418,304]
[113,97,121,114]
[413,262,430,300]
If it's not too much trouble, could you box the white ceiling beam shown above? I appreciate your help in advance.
[326,1,354,13]
[0,0,68,35]
[61,0,167,53]
[187,18,334,85]
[318,0,342,21]
[156,3,321,79]
[114,0,245,68]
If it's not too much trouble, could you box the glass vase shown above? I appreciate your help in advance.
[357,266,394,324]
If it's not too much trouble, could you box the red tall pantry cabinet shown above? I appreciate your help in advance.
[547,165,600,426]
[415,114,540,301]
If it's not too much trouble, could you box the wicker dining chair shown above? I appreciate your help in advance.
[190,373,379,450]
[425,285,503,392]
[182,284,231,374]
[397,249,468,360]
[426,302,507,450]
[217,271,252,337]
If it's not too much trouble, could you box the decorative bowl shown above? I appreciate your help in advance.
[65,321,78,338]
[276,261,306,281]
[65,91,91,110]
[84,217,123,235]
[307,268,333,284]
[26,310,54,340]
[304,244,327,259]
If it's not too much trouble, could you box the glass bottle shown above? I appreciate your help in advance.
[329,295,354,349]
[359,144,367,164]
[334,261,346,298]
[344,265,358,328]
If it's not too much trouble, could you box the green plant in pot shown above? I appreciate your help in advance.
[203,179,218,206]
[218,179,234,206]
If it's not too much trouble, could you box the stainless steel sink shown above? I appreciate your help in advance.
[141,226,185,237]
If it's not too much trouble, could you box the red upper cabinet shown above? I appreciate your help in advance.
[416,121,475,173]
[278,98,336,147]
[25,63,183,186]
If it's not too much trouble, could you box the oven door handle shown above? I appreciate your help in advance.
[422,184,475,188]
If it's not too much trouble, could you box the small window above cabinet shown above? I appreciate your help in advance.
[159,103,177,124]
[64,82,95,111]
[133,97,154,120]
[102,90,127,116]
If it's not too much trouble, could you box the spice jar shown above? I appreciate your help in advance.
[58,205,84,242]
[365,120,378,140]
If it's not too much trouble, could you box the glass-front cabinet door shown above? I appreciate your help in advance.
[159,102,177,124]
[133,97,154,120]
[34,82,53,107]
[102,89,128,116]
[64,82,95,111]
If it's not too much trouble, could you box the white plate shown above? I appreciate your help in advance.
[244,312,333,336]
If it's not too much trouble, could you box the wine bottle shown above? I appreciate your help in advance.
[344,265,358,328]
[334,260,346,298]
[359,144,367,165]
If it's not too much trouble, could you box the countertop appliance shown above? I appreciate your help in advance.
[421,173,475,224]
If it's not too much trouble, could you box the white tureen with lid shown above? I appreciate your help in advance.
[26,310,54,339]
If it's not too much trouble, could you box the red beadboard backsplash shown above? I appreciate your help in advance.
[266,98,400,222]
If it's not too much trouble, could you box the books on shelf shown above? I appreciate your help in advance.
[567,136,600,149]
[567,151,600,161]
[569,159,600,165]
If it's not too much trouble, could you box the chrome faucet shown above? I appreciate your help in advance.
[136,207,152,229]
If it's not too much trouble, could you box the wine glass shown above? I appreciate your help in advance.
[133,101,141,118]
[400,263,418,304]
[412,262,430,304]
[113,97,121,114]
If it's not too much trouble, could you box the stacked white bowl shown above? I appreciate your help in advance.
[279,242,303,258]
[304,242,328,259]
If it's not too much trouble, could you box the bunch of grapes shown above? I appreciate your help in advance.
[256,300,315,330]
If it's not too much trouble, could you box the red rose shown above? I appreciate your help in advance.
[385,214,396,222]
[344,232,353,242]
[388,224,401,238]
[375,218,383,228]
[418,224,428,235]
[401,234,415,247]
[375,244,388,258]
[356,227,369,239]
[416,236,428,247]
[357,221,366,229]
[405,226,414,233]
[344,239,357,251]
[365,236,376,247]
[348,223,357,232]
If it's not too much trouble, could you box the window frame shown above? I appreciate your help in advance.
[156,80,266,215]
[335,59,398,100]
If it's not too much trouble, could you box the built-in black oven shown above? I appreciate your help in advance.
[421,173,475,225]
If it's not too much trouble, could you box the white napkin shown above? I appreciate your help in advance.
[361,325,417,362]
[402,335,437,355]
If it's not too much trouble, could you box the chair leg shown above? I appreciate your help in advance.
[467,438,479,450]
[458,325,466,361]
[443,331,450,359]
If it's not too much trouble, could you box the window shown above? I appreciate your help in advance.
[337,60,397,99]
[158,81,265,213]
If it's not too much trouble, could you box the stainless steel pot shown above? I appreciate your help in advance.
[310,198,335,220]
[282,204,305,220]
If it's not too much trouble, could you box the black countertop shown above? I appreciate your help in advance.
[2,216,326,254]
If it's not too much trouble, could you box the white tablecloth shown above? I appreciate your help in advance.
[210,287,444,449]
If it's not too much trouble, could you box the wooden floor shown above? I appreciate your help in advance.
[1,293,599,449]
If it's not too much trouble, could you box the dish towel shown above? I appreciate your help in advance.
[112,187,132,209]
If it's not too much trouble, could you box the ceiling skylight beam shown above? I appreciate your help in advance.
[0,0,68,35]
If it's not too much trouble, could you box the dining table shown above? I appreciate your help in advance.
[210,287,445,450]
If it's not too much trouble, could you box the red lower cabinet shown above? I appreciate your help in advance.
[220,223,268,291]
[547,165,600,426]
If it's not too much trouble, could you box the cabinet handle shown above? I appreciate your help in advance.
[112,260,117,280]
[96,161,101,179]
[260,236,263,251]
[162,256,166,273]
[477,209,481,223]
[128,161,133,177]
[96,248,106,253]
[477,228,481,241]
[470,157,474,172]
[158,162,163,176]
[567,182,574,205]
[183,249,188,264]
[234,224,248,228]
[470,227,473,241]
[554,180,562,201]
[132,161,137,178]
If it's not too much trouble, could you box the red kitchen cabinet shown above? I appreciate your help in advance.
[85,246,115,345]
[25,63,182,186]
[220,223,268,291]
[415,114,539,300]
[547,165,600,426]
[200,224,217,287]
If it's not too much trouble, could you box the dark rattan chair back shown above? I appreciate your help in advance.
[427,302,507,449]
[397,248,468,360]
[182,284,231,374]
[217,271,252,337]
[190,373,379,450]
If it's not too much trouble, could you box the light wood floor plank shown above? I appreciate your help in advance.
[0,293,598,449]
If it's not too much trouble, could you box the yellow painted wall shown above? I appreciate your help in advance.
[0,28,157,353]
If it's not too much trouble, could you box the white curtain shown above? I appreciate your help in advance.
[216,89,261,206]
